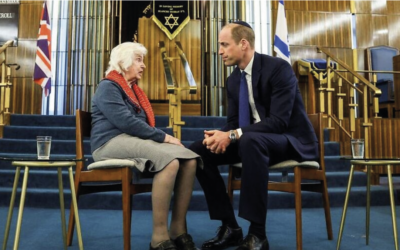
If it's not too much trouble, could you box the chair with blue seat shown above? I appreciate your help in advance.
[366,45,399,118]
[227,113,332,250]
[67,109,153,250]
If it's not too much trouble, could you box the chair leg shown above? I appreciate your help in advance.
[321,177,333,240]
[294,168,302,250]
[122,168,132,250]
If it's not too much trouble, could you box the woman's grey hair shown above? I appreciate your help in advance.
[105,42,147,75]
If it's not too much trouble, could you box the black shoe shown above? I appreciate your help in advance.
[235,234,265,250]
[173,233,200,250]
[150,240,178,250]
[261,238,269,250]
[202,225,243,250]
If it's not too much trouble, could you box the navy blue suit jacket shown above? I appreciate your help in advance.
[222,52,318,161]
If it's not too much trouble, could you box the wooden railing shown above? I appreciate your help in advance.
[0,40,15,138]
[316,47,400,184]
[317,47,382,160]
[158,41,197,140]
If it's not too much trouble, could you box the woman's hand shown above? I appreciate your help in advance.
[164,134,184,147]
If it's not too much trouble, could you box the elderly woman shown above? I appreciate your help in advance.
[91,42,201,250]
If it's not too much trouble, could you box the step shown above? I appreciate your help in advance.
[325,156,351,171]
[9,114,226,129]
[3,126,76,140]
[324,141,340,156]
[0,167,368,193]
[10,114,76,127]
[2,126,222,146]
[0,139,88,155]
[0,185,396,211]
[155,116,226,128]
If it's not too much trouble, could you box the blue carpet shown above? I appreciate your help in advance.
[0,206,399,250]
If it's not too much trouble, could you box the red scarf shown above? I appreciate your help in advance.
[105,70,155,127]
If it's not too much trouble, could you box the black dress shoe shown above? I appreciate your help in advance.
[173,233,200,250]
[202,225,243,250]
[261,238,269,250]
[235,234,265,250]
[150,240,178,250]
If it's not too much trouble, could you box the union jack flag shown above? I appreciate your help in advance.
[33,2,51,97]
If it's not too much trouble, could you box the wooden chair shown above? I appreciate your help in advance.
[227,113,333,250]
[67,109,153,250]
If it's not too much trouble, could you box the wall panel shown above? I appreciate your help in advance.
[355,14,374,49]
[371,14,389,46]
[284,1,302,11]
[286,11,352,47]
[371,0,387,15]
[5,2,43,115]
[18,3,42,39]
[354,1,372,14]
[332,0,350,12]
[307,1,318,12]
[387,0,400,14]
[388,15,400,47]
[6,40,36,78]
[281,0,349,12]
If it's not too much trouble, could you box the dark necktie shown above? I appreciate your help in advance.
[239,71,250,127]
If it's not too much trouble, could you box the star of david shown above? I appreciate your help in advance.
[164,14,179,29]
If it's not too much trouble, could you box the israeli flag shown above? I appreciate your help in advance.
[274,0,291,65]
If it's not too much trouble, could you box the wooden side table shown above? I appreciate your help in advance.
[336,159,400,250]
[2,161,84,250]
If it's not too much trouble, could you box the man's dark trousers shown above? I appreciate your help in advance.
[190,131,292,225]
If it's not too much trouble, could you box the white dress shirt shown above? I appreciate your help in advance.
[237,55,261,138]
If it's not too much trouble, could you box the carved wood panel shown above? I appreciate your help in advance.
[137,18,201,102]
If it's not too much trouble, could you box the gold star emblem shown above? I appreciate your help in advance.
[164,14,179,29]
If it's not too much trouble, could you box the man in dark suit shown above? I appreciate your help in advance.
[189,21,318,250]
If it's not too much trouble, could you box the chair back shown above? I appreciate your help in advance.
[307,113,325,171]
[367,45,399,83]
[75,109,91,171]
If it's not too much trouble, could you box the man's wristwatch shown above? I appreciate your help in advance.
[229,130,237,143]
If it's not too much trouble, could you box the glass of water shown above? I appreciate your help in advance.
[351,139,364,159]
[37,136,52,160]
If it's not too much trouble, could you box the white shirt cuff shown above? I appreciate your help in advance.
[237,128,243,138]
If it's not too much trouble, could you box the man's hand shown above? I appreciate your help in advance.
[203,130,231,154]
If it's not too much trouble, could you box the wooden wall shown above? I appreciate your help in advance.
[354,1,400,80]
[4,1,43,115]
[271,1,400,116]
[4,1,400,116]
[271,0,400,70]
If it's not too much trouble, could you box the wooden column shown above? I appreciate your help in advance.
[394,55,400,116]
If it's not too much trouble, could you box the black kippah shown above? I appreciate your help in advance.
[232,21,252,29]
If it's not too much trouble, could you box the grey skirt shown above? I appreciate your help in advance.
[92,133,202,173]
